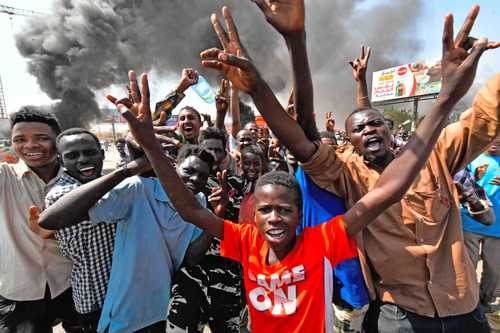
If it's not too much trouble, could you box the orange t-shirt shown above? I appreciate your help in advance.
[220,215,357,333]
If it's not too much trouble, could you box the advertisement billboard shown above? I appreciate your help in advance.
[371,60,441,103]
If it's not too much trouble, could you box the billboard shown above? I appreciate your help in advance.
[371,60,441,103]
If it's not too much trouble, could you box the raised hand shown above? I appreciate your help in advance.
[211,7,245,59]
[107,71,157,151]
[440,5,499,102]
[215,79,229,112]
[201,7,261,93]
[202,113,214,127]
[152,110,168,126]
[325,111,335,132]
[177,68,199,93]
[349,45,371,82]
[208,170,229,217]
[453,6,500,51]
[28,206,54,239]
[252,0,305,35]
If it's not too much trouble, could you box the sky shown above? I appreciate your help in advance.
[0,0,498,118]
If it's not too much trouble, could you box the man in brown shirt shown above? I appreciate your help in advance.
[196,1,500,331]
[301,73,499,321]
[279,7,499,333]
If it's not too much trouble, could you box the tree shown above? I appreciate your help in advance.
[383,106,412,131]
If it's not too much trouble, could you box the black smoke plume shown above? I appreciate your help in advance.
[16,0,423,129]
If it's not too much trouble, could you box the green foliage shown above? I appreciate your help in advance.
[382,107,411,130]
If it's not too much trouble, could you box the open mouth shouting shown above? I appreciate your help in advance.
[182,124,194,136]
[78,165,97,178]
[364,136,384,152]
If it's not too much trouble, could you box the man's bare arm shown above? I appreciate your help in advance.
[253,0,319,142]
[215,79,229,130]
[349,45,372,108]
[229,84,241,138]
[39,157,150,230]
[201,6,317,162]
[111,71,225,239]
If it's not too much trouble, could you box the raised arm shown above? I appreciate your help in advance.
[38,156,150,230]
[201,6,317,162]
[215,79,229,130]
[153,68,199,121]
[325,112,335,133]
[185,170,231,265]
[229,83,241,138]
[112,71,225,239]
[349,45,372,108]
[344,5,497,237]
[253,0,319,142]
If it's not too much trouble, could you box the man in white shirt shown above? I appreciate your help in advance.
[0,108,77,333]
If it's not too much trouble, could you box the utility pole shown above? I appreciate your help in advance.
[0,3,46,118]
[0,75,6,119]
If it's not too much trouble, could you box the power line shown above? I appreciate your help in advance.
[0,76,7,119]
[0,4,46,17]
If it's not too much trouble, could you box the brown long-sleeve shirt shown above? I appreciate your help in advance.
[301,74,500,317]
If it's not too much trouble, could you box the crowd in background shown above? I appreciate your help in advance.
[1,1,499,333]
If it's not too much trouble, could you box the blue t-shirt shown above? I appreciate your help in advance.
[460,154,499,238]
[89,176,204,333]
[295,167,369,308]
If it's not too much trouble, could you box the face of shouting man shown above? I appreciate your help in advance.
[178,107,202,143]
[57,132,105,183]
[346,109,393,167]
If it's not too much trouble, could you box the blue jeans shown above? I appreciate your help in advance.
[364,302,491,333]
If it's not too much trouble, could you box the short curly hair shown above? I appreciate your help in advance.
[199,127,227,150]
[179,106,202,123]
[177,144,215,171]
[10,107,61,135]
[255,171,302,211]
[240,144,268,173]
[56,128,101,149]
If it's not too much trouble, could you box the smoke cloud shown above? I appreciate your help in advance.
[15,0,423,129]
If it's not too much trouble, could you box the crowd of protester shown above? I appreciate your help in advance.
[1,1,499,333]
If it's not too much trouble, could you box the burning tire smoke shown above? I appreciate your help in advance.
[15,0,423,129]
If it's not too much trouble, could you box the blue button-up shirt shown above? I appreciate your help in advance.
[89,176,204,333]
